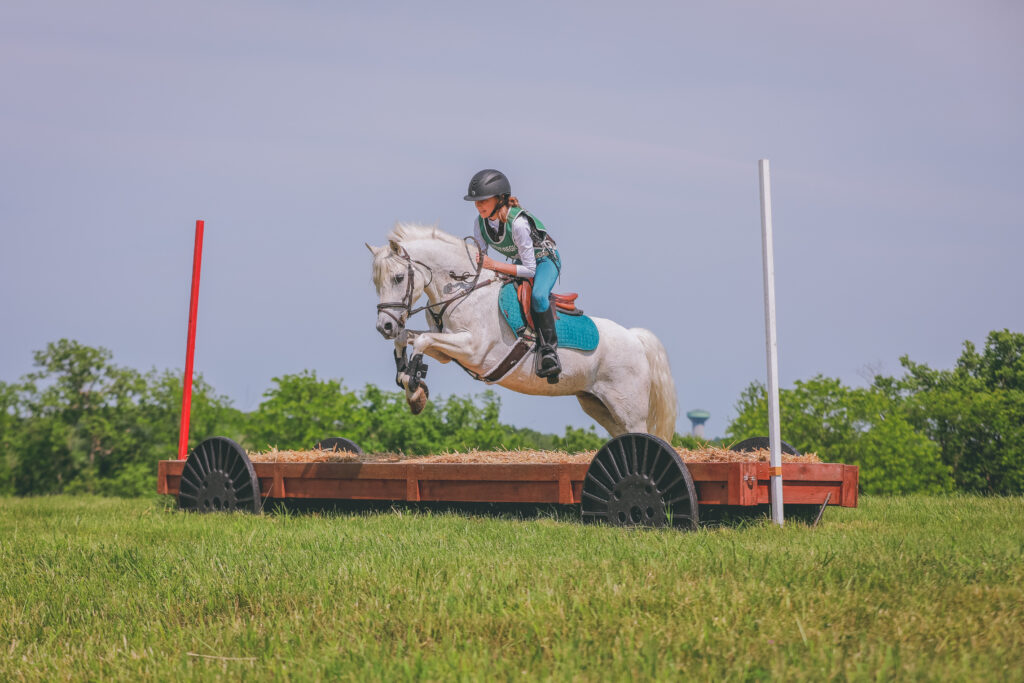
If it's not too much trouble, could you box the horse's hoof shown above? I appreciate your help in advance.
[407,385,428,414]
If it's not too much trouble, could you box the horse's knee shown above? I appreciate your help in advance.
[411,333,433,355]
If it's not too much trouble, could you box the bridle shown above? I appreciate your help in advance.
[376,237,494,334]
[375,245,426,331]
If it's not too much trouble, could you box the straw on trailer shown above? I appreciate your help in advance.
[248,446,820,465]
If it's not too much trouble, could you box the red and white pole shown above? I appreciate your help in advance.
[177,219,205,460]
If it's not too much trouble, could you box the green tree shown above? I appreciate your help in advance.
[100,368,243,496]
[728,377,860,455]
[0,380,18,494]
[5,340,241,496]
[243,371,588,455]
[245,371,361,451]
[13,340,147,494]
[504,425,559,450]
[727,376,951,494]
[348,384,525,454]
[893,329,1024,494]
[246,372,517,454]
[554,425,606,452]
[138,369,245,461]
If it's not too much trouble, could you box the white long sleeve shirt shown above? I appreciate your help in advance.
[480,215,537,278]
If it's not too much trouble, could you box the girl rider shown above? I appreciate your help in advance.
[464,169,562,382]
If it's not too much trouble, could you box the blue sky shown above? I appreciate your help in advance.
[2,1,1022,440]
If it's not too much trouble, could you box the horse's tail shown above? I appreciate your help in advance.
[630,328,678,442]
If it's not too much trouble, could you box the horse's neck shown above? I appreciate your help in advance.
[410,240,495,327]
[413,241,469,305]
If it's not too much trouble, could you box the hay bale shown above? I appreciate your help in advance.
[247,445,820,465]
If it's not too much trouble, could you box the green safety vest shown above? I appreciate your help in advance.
[476,207,554,260]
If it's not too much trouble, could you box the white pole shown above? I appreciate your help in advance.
[758,159,784,527]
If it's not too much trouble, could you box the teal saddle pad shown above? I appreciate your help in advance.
[498,282,599,352]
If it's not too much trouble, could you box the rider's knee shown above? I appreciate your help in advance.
[531,292,550,312]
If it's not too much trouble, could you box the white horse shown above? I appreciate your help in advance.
[367,223,678,441]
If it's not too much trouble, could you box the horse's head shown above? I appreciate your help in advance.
[367,238,425,339]
[369,223,482,339]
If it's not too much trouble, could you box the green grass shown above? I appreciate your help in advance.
[1,495,1022,681]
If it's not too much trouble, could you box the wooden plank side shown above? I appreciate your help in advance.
[739,462,758,506]
[557,464,574,504]
[695,482,730,505]
[158,461,185,495]
[253,462,409,481]
[418,479,561,503]
[164,475,182,496]
[266,477,408,500]
[841,465,860,508]
[156,459,859,508]
[685,462,736,482]
[684,463,735,506]
[411,463,572,482]
[406,477,421,502]
[728,463,745,506]
[570,481,584,504]
[156,461,170,495]
[779,482,844,505]
[750,462,855,506]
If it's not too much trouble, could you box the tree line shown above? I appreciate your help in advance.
[0,339,611,497]
[727,329,1024,495]
[1,331,1021,497]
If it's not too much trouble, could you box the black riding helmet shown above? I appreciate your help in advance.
[463,169,511,202]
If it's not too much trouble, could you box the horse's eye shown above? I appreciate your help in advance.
[394,273,405,284]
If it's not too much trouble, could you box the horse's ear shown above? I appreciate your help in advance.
[388,239,402,254]
[365,242,381,256]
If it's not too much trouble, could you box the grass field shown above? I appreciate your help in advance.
[1,495,1022,681]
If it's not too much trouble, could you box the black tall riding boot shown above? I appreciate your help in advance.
[534,306,561,383]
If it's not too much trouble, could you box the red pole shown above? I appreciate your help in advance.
[178,220,205,460]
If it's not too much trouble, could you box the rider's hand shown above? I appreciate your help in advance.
[481,255,519,277]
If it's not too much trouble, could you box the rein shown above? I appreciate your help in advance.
[376,237,495,334]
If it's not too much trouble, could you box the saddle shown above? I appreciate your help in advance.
[498,282,599,353]
[515,279,583,331]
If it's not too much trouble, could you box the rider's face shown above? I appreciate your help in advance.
[474,197,498,219]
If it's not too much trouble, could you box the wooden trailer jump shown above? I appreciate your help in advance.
[158,433,858,529]
[165,210,859,530]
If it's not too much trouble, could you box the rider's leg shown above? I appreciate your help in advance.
[531,256,561,380]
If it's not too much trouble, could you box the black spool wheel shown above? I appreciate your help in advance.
[581,433,699,530]
[178,437,261,514]
[730,436,801,456]
[313,437,363,454]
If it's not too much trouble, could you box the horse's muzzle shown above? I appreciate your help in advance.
[377,319,399,339]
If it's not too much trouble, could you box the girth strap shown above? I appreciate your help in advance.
[482,337,534,383]
[454,336,534,384]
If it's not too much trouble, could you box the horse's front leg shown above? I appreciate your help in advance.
[390,332,428,415]
[412,331,479,366]
[397,331,480,415]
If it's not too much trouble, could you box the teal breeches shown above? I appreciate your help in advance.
[531,255,560,313]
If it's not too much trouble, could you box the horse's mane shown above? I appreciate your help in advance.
[386,222,463,247]
[372,222,467,288]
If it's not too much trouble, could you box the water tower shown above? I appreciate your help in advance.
[686,409,710,439]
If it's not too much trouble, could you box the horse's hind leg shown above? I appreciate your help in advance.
[579,379,653,436]
[576,392,626,438]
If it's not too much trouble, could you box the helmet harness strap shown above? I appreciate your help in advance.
[487,194,509,220]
